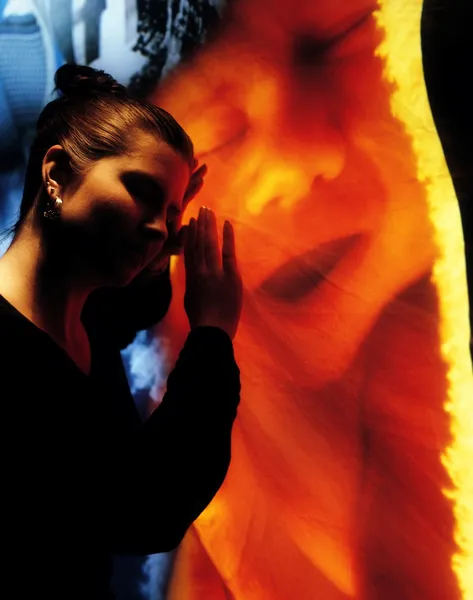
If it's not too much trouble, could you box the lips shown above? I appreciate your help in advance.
[258,234,360,302]
[117,242,145,267]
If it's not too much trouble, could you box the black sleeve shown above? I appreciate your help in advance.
[82,265,173,350]
[104,326,241,555]
[2,306,240,558]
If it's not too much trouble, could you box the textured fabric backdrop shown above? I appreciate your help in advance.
[148,0,472,598]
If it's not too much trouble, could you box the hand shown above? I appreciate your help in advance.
[140,161,208,276]
[164,161,208,256]
[184,206,243,340]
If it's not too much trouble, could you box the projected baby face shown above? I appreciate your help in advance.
[155,0,447,597]
[157,0,435,376]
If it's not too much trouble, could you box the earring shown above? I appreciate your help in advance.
[43,180,63,220]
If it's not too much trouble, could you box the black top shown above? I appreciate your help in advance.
[0,267,240,598]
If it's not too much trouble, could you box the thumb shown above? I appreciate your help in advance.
[178,225,189,247]
[169,225,189,256]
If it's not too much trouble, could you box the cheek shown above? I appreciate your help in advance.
[82,196,140,240]
[71,201,144,281]
[61,193,144,277]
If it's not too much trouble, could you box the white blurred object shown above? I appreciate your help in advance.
[121,330,166,404]
[90,0,147,86]
[2,0,33,15]
[141,553,175,600]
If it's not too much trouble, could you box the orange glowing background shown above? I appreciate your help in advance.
[149,0,473,598]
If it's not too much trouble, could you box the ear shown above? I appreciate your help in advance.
[41,145,72,193]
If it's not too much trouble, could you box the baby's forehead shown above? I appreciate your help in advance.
[236,0,376,36]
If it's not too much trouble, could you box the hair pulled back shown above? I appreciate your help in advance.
[14,64,194,233]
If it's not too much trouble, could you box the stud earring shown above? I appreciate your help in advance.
[43,180,63,220]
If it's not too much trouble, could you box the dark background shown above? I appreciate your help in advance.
[422,0,472,352]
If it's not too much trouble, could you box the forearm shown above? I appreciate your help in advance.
[100,326,240,555]
[147,326,240,505]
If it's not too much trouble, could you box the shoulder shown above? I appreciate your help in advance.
[0,295,32,347]
[0,297,94,432]
[0,298,52,422]
[0,295,64,380]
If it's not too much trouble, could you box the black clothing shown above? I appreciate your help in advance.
[0,267,240,598]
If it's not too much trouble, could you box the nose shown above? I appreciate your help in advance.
[141,216,168,244]
[231,64,347,215]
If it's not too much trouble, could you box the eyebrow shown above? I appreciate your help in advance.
[125,170,182,215]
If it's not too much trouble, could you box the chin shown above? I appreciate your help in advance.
[88,243,147,288]
[93,261,142,289]
[115,267,143,287]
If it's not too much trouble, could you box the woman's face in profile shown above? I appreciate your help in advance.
[59,132,190,287]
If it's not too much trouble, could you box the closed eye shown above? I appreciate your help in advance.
[122,171,183,222]
[122,171,165,208]
[198,125,250,159]
[259,235,359,302]
[293,7,375,66]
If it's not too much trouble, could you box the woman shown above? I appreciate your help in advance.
[0,64,242,598]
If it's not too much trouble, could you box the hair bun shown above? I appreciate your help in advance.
[54,63,127,98]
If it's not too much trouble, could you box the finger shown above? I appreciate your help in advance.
[196,163,208,177]
[183,177,204,206]
[169,225,188,256]
[184,218,197,272]
[222,220,239,275]
[189,162,207,179]
[178,224,189,247]
[186,164,207,192]
[205,208,221,272]
[196,206,206,268]
[184,164,207,202]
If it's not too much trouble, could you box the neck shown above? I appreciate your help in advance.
[0,224,94,373]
